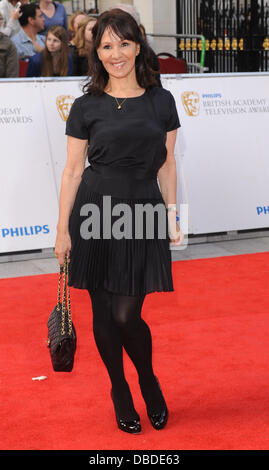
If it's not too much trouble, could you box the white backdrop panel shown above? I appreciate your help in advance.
[0,81,58,252]
[1,74,269,254]
[162,74,269,234]
[40,79,87,195]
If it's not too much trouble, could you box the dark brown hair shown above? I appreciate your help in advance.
[41,26,69,77]
[83,9,158,95]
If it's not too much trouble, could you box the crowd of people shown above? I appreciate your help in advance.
[0,1,160,80]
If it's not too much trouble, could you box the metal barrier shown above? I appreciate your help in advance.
[149,33,207,73]
[177,0,269,73]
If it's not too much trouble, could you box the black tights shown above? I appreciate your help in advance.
[88,286,165,419]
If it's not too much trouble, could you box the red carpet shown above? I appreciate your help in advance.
[0,252,269,450]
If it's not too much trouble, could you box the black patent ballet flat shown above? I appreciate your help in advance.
[116,416,141,434]
[147,405,169,430]
[145,376,169,430]
[110,389,141,434]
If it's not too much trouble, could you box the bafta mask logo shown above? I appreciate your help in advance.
[56,95,75,121]
[181,91,200,117]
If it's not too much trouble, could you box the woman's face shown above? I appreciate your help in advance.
[73,14,87,33]
[46,33,62,54]
[84,20,97,43]
[97,27,140,79]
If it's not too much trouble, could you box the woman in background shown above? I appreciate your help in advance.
[26,25,72,77]
[68,10,87,45]
[38,0,67,38]
[69,16,96,76]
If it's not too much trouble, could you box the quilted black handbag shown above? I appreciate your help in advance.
[47,256,76,372]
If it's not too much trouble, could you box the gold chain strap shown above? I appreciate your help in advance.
[47,258,72,347]
[58,256,72,336]
[61,259,67,335]
[56,264,63,311]
[65,259,72,336]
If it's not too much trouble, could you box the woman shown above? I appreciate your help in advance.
[68,10,88,45]
[26,25,73,77]
[54,9,183,434]
[69,16,97,76]
[38,0,67,38]
[112,3,162,87]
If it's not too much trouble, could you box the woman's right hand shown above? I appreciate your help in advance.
[54,230,71,267]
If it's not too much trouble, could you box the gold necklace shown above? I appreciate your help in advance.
[114,97,128,110]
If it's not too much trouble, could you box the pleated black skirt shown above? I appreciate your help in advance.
[68,178,174,296]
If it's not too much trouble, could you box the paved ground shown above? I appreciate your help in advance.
[1,235,268,279]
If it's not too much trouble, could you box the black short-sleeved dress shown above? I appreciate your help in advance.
[65,86,180,296]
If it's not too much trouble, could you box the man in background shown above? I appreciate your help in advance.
[11,3,45,59]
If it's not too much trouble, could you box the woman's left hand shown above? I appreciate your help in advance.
[168,212,184,246]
